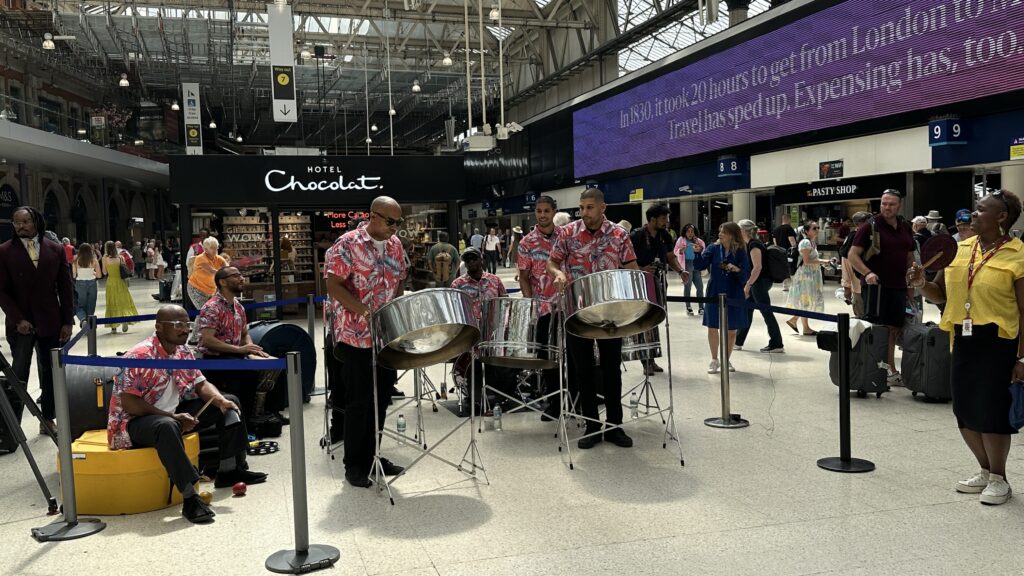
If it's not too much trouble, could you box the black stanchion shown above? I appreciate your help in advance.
[31,349,107,542]
[266,352,340,573]
[817,313,875,473]
[705,294,749,429]
[306,294,316,341]
[86,315,97,357]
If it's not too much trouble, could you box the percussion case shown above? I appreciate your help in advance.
[900,322,952,402]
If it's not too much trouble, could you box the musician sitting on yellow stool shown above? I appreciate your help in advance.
[107,305,268,524]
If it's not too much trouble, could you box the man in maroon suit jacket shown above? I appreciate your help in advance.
[0,207,74,430]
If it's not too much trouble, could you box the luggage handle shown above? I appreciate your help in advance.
[94,378,104,409]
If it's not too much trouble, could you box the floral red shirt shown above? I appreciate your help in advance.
[517,225,559,316]
[325,223,407,349]
[107,336,206,450]
[549,218,637,282]
[451,272,507,323]
[196,292,247,356]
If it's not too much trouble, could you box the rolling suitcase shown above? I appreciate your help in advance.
[900,322,952,402]
[825,324,890,398]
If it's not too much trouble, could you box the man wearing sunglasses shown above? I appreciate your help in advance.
[107,305,268,524]
[325,196,408,488]
[953,209,975,241]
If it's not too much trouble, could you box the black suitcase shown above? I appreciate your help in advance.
[900,322,952,402]
[158,279,173,302]
[825,324,891,398]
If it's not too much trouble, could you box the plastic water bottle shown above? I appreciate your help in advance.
[396,414,406,435]
[630,392,639,419]
[493,404,503,431]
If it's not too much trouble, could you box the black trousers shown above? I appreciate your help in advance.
[127,394,247,494]
[484,250,499,273]
[566,333,622,429]
[336,343,395,474]
[326,336,345,433]
[535,314,573,404]
[209,355,284,419]
[9,331,60,421]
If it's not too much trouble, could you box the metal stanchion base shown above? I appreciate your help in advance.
[265,544,341,574]
[816,457,875,473]
[704,415,750,429]
[31,518,106,542]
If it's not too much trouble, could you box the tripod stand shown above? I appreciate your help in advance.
[0,349,58,514]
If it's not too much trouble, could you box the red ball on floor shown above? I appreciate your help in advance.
[232,482,247,497]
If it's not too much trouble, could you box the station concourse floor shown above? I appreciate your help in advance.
[2,270,1023,576]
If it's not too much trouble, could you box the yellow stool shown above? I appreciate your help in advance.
[58,430,200,515]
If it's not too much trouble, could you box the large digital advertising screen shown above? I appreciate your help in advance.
[574,0,1024,177]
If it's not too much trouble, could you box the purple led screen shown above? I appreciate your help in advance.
[574,0,1024,178]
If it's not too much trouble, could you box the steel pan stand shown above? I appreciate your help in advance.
[477,324,564,434]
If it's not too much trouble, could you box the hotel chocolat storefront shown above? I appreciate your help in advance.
[169,155,465,309]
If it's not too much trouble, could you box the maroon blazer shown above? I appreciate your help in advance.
[0,235,75,339]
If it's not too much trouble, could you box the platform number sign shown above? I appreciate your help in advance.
[717,155,744,178]
[929,118,967,147]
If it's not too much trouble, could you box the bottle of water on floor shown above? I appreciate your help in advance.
[493,404,502,431]
[630,392,639,419]
[397,414,406,435]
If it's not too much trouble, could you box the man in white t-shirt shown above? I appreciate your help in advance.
[483,227,500,274]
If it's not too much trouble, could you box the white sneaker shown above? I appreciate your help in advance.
[734,345,743,351]
[728,363,736,372]
[708,359,721,374]
[886,367,903,387]
[980,474,1012,505]
[956,469,990,494]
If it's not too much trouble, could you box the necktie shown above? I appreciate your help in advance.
[26,239,38,267]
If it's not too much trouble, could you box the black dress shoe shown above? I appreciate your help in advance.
[390,386,405,398]
[604,427,633,448]
[577,430,604,450]
[379,458,405,476]
[214,468,269,488]
[182,495,216,524]
[345,469,372,488]
[270,412,289,426]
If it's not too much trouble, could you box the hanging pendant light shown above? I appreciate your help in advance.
[118,73,130,87]
[171,100,180,111]
[370,123,378,132]
[442,52,453,66]
[411,79,421,93]
[365,136,372,144]
[489,3,500,20]
[42,33,55,50]
[389,108,396,116]
[208,119,217,129]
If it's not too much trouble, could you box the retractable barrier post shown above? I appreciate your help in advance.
[818,313,875,473]
[306,294,316,341]
[704,294,749,429]
[31,349,106,542]
[86,315,97,357]
[266,352,340,574]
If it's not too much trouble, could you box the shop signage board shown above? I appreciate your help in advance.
[819,160,844,179]
[1011,137,1024,160]
[182,82,203,155]
[629,188,645,202]
[574,0,1024,177]
[268,3,298,123]
[929,117,968,146]
[774,173,905,206]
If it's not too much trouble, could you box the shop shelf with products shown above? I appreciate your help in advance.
[222,215,272,286]
[278,214,314,283]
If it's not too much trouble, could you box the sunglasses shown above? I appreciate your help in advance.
[991,190,1010,213]
[157,320,193,330]
[957,217,971,224]
[372,211,405,227]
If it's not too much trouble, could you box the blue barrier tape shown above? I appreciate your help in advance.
[242,297,309,311]
[727,297,839,323]
[96,313,162,325]
[62,354,286,371]
[61,328,87,354]
[666,296,714,304]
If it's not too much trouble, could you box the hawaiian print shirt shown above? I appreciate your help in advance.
[325,222,407,349]
[451,272,508,323]
[196,292,247,356]
[517,225,559,316]
[549,218,637,282]
[107,335,206,450]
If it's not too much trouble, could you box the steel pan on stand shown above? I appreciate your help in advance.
[367,288,487,503]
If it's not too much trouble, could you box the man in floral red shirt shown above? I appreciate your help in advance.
[107,305,267,524]
[547,188,640,450]
[326,197,407,488]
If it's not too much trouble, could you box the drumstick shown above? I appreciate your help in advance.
[193,396,216,419]
[922,251,944,269]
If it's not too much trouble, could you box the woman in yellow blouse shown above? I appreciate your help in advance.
[187,236,227,308]
[909,190,1024,506]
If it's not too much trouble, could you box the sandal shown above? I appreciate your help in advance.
[786,319,798,333]
[803,329,818,336]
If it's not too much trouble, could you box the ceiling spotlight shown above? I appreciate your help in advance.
[76,128,87,135]
[236,135,243,143]
[370,123,378,132]
[133,139,144,146]
[411,79,421,93]
[489,3,500,21]
[171,100,180,111]
[343,53,354,63]
[300,48,311,60]
[42,33,55,50]
[388,107,396,116]
[118,73,129,87]
[442,52,453,66]
[208,119,217,129]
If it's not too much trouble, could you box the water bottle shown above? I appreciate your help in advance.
[396,414,407,435]
[493,404,503,431]
[630,392,639,419]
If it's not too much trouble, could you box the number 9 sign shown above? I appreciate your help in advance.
[929,118,967,147]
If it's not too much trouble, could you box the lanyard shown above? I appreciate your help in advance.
[964,237,1010,316]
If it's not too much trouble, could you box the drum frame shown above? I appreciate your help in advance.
[477,297,560,370]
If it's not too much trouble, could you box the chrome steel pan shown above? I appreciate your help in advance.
[373,288,480,370]
[563,269,665,339]
[477,297,559,369]
[621,327,662,361]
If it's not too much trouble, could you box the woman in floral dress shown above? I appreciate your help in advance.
[786,221,828,335]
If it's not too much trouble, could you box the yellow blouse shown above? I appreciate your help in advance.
[940,236,1024,340]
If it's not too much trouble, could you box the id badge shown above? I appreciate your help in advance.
[963,318,973,337]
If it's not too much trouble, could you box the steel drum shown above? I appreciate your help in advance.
[621,327,662,361]
[564,269,665,339]
[477,297,559,369]
[373,288,480,370]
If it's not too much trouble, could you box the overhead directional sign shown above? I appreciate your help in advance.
[182,82,203,155]
[268,3,297,123]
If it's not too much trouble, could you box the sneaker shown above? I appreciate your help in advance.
[734,346,743,351]
[980,473,1012,505]
[760,346,785,354]
[182,495,216,524]
[379,458,405,476]
[214,468,268,488]
[886,368,903,387]
[708,359,721,374]
[728,363,736,373]
[956,469,990,494]
[698,308,704,315]
[121,323,129,333]
[603,428,633,448]
[687,309,695,316]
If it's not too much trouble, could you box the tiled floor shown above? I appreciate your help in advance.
[2,272,1023,576]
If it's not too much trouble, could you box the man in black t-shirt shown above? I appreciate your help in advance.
[629,204,689,376]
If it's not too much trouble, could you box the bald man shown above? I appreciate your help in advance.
[325,196,408,487]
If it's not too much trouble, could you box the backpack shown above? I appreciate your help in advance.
[764,245,791,283]
[433,244,454,283]
[786,239,803,276]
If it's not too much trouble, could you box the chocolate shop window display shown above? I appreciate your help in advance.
[400,204,450,291]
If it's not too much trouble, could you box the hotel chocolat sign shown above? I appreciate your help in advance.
[169,155,465,206]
